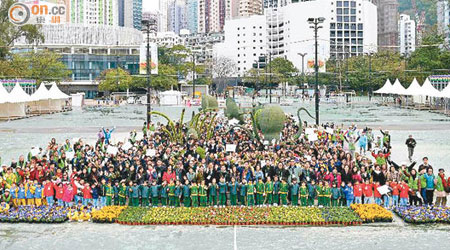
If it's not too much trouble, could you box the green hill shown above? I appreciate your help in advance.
[398,0,440,27]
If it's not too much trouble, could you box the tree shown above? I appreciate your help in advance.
[211,56,237,79]
[131,64,178,91]
[408,34,446,71]
[243,68,265,90]
[266,57,298,85]
[98,68,132,92]
[0,51,70,84]
[0,0,44,59]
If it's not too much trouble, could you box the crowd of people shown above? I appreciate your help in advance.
[1,112,449,211]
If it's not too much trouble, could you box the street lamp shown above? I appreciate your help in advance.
[142,19,157,125]
[308,17,325,125]
[297,52,307,96]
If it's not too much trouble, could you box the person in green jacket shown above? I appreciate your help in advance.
[140,181,150,207]
[160,181,168,206]
[190,181,199,207]
[290,178,300,206]
[174,180,182,207]
[198,181,208,207]
[265,176,274,205]
[322,182,331,207]
[113,181,120,205]
[182,180,191,207]
[228,178,238,206]
[435,169,447,206]
[407,169,422,206]
[239,180,247,205]
[246,180,255,206]
[317,182,324,206]
[208,179,218,206]
[299,182,309,207]
[118,181,127,206]
[307,180,317,206]
[167,180,176,207]
[218,177,228,206]
[255,178,265,206]
[279,179,289,206]
[273,176,280,205]
[150,180,160,207]
[128,182,140,207]
[330,182,341,207]
[105,181,114,206]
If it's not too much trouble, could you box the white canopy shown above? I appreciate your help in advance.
[31,83,50,101]
[48,82,70,100]
[390,79,407,95]
[374,79,393,94]
[0,84,10,104]
[404,78,423,96]
[9,83,32,103]
[438,84,450,98]
[420,78,441,97]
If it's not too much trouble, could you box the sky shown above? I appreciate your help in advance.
[144,0,158,12]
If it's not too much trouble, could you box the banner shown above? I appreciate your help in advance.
[139,42,158,75]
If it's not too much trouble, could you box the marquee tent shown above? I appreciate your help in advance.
[374,79,393,94]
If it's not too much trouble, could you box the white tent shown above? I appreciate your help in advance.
[374,79,393,94]
[47,82,70,111]
[0,84,26,119]
[30,83,52,113]
[159,90,183,106]
[390,79,407,95]
[404,78,423,96]
[420,78,441,97]
[9,82,32,103]
[438,84,450,98]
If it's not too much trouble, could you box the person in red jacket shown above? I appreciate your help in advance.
[373,182,382,205]
[353,181,363,204]
[390,181,400,207]
[54,183,64,205]
[363,179,374,204]
[82,183,93,206]
[162,167,176,183]
[43,180,55,206]
[399,181,410,206]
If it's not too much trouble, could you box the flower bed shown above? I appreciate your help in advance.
[115,207,364,226]
[0,206,68,223]
[394,206,450,224]
[67,206,94,222]
[92,206,127,223]
[351,204,393,223]
[322,207,362,224]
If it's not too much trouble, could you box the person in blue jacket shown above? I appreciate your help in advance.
[343,182,354,207]
[102,126,115,145]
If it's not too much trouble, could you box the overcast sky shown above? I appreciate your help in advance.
[143,0,158,12]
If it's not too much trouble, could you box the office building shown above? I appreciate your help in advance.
[398,14,415,56]
[373,0,399,52]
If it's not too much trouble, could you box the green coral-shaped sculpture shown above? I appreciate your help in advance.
[257,105,285,141]
[225,98,244,124]
[201,95,218,110]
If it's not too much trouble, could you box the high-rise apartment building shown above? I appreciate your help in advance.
[437,0,450,45]
[186,0,199,34]
[398,14,415,56]
[373,0,399,52]
[70,0,118,25]
[132,0,143,30]
[239,0,263,17]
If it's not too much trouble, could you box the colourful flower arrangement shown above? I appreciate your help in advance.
[394,206,450,224]
[351,204,393,223]
[92,206,127,223]
[0,206,68,223]
[115,207,364,226]
[67,206,95,222]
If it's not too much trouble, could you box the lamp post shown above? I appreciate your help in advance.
[308,17,325,125]
[192,53,196,99]
[297,52,307,96]
[142,19,156,125]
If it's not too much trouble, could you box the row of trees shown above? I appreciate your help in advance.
[242,33,450,93]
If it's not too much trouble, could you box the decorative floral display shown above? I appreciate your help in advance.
[67,206,95,222]
[394,206,450,224]
[116,207,363,226]
[0,206,68,223]
[92,206,127,223]
[351,204,393,223]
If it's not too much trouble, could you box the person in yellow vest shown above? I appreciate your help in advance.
[0,200,10,213]
[9,183,18,207]
[34,182,44,206]
[25,180,36,206]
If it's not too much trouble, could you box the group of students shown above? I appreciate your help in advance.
[1,113,449,212]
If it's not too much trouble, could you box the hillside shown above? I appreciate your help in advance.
[398,0,439,27]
